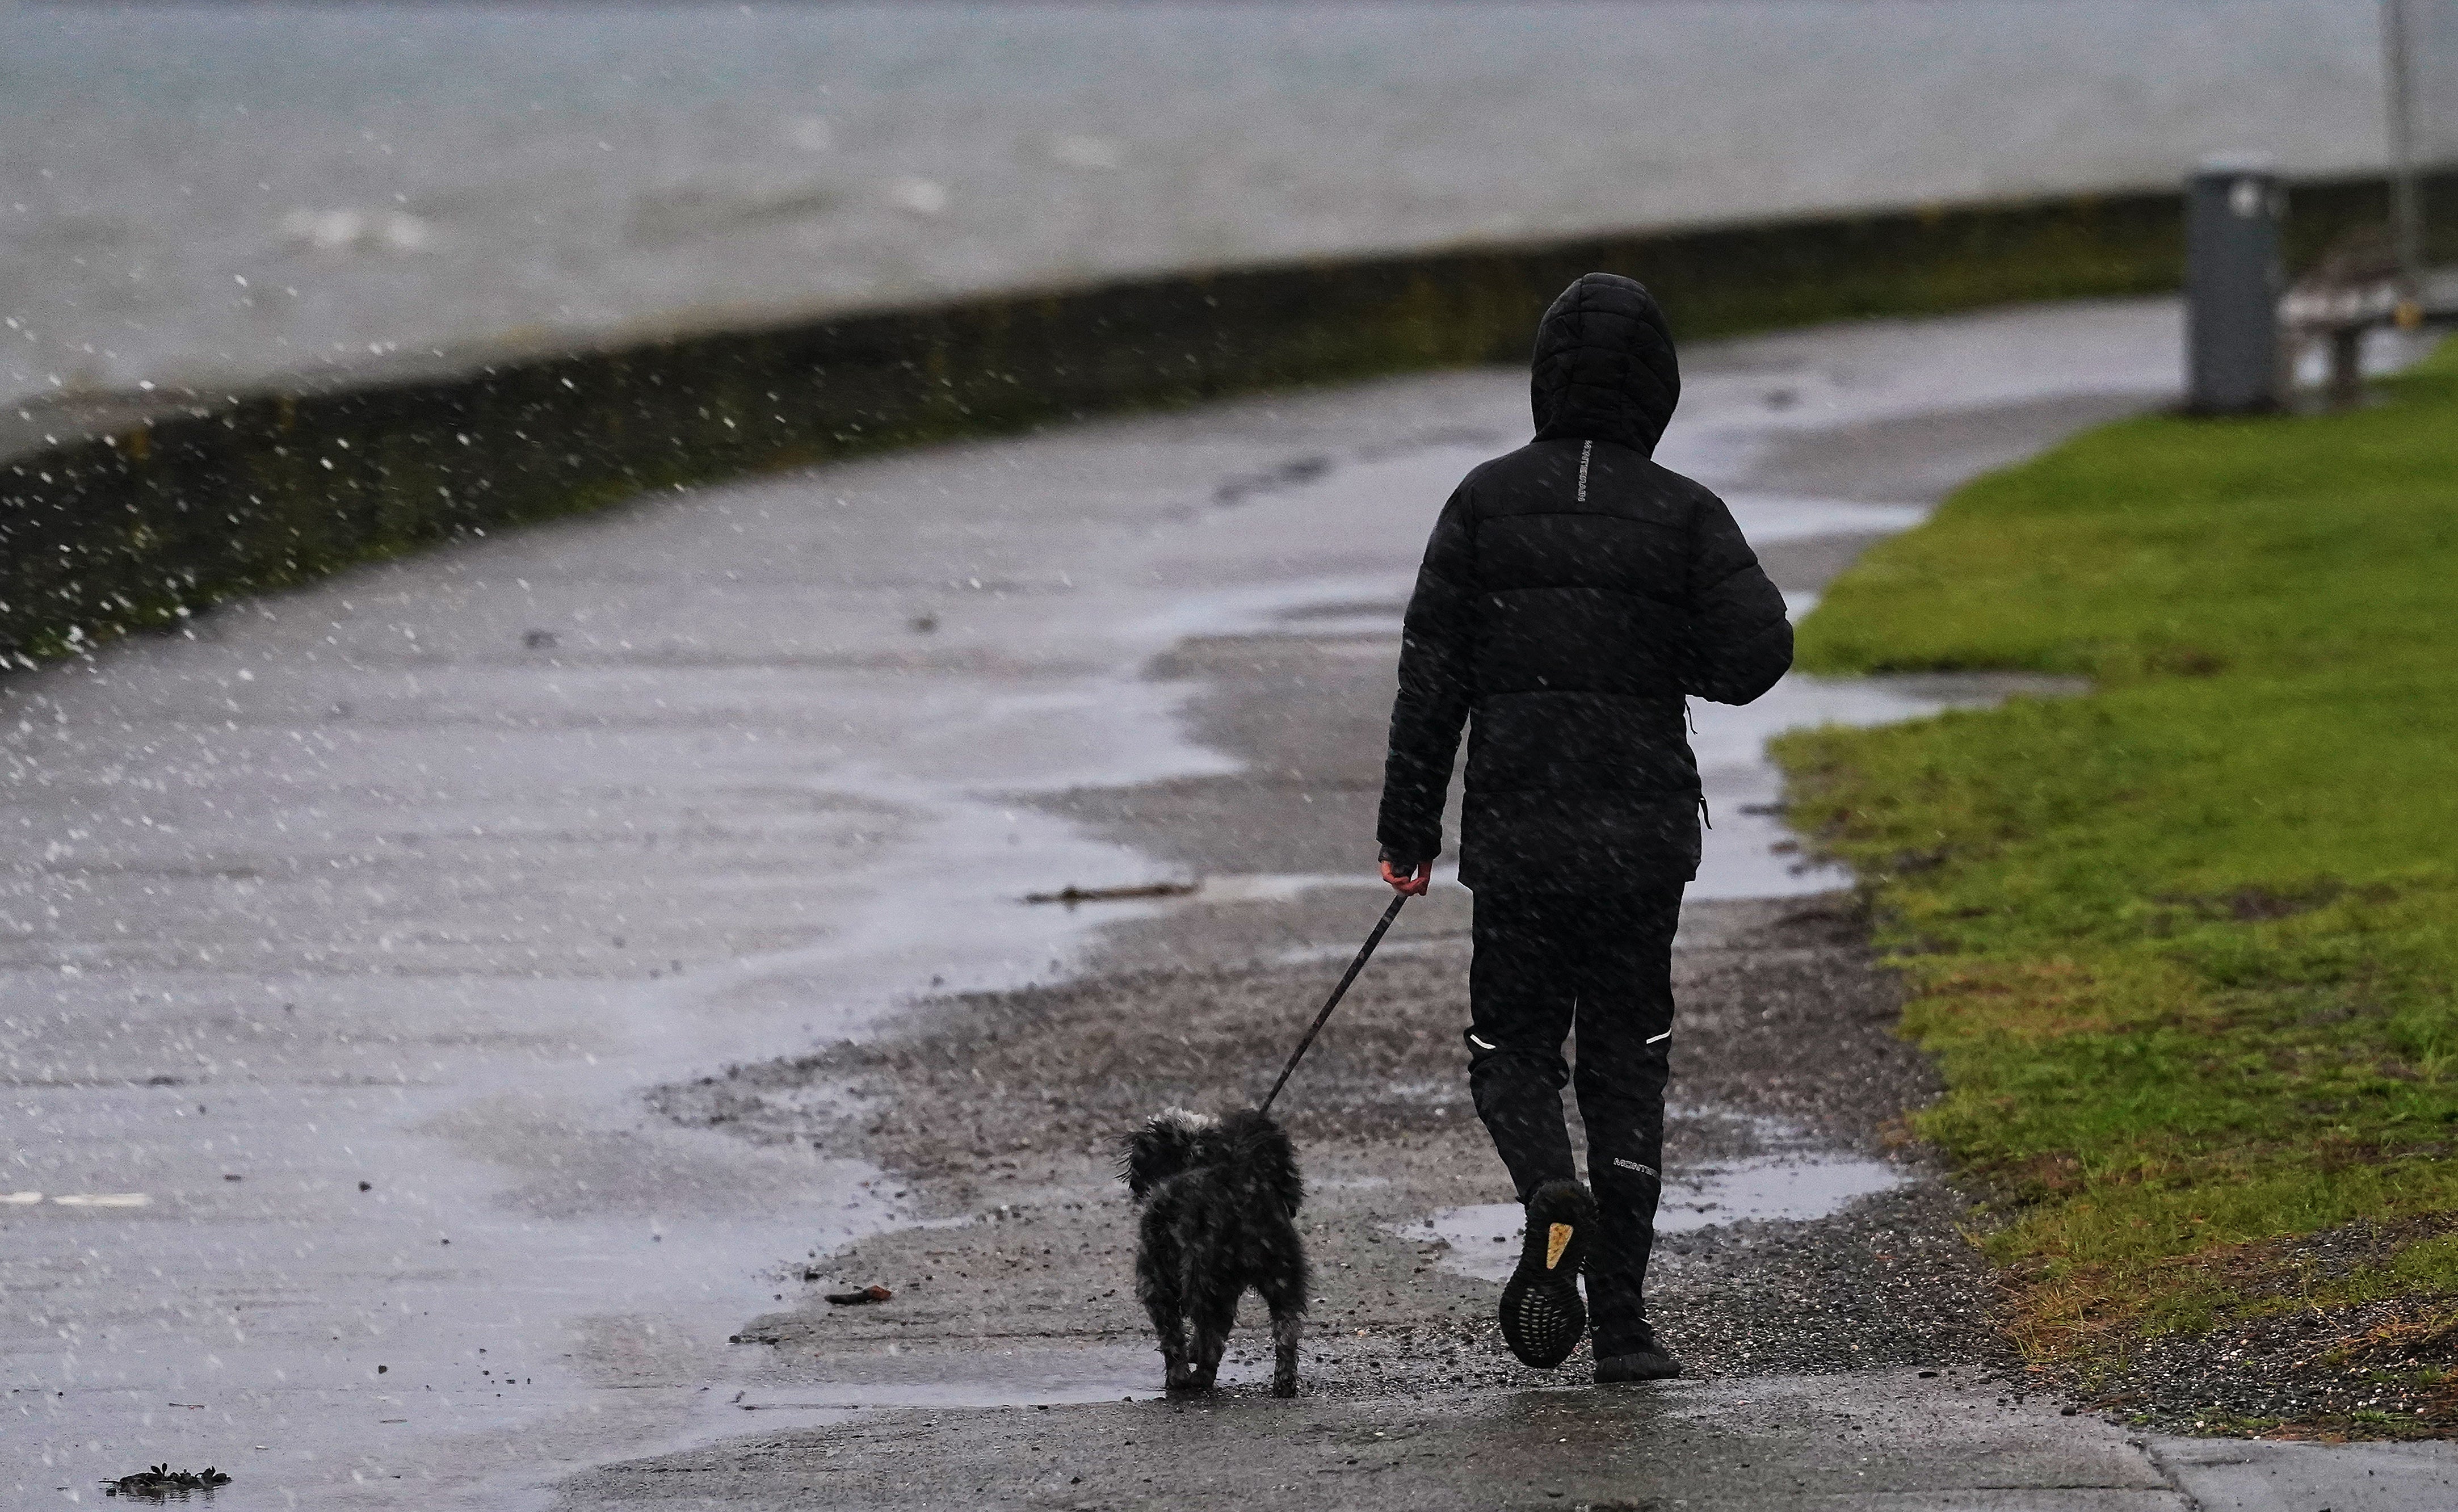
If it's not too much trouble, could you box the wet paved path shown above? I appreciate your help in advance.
[11,298,2454,1507]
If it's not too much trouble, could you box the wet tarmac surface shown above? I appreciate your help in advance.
[16,297,2458,1506]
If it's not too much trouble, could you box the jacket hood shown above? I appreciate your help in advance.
[1530,273,1679,453]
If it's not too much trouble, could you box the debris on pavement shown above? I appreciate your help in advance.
[825,1284,895,1305]
[103,1463,231,1497]
[1024,880,1198,906]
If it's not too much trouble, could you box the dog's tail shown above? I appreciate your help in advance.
[1119,1108,1215,1201]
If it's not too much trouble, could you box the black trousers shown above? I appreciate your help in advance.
[1467,885,1682,1357]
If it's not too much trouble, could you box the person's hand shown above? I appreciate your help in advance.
[1378,852,1432,896]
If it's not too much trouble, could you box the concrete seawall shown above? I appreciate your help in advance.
[0,170,2430,667]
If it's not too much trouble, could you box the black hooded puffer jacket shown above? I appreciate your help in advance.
[1376,273,1792,892]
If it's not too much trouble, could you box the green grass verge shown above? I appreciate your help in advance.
[1773,338,2458,1375]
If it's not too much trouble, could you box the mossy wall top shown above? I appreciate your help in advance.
[0,173,2422,666]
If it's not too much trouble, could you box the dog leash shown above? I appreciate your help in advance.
[1257,891,1410,1115]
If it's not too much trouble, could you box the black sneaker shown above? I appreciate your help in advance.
[1499,1179,1594,1368]
[1594,1320,1681,1383]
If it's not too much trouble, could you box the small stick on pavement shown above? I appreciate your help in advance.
[1258,891,1409,1116]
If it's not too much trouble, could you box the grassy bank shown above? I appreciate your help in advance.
[1775,339,2458,1433]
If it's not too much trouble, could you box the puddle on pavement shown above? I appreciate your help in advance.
[1724,494,1932,543]
[1019,649,2085,916]
[1398,1144,1909,1283]
[722,1343,1205,1417]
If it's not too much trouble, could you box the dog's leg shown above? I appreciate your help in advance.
[1255,1204,1310,1399]
[1138,1224,1195,1392]
[1268,1308,1302,1398]
[1188,1290,1237,1391]
[1146,1295,1195,1392]
[1142,1271,1194,1392]
[1258,1272,1306,1398]
[1149,1299,1195,1391]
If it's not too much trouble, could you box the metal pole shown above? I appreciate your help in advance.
[2384,0,2425,313]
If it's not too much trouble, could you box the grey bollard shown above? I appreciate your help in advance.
[2186,157,2285,414]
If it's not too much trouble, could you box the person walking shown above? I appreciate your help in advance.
[1375,272,1791,1383]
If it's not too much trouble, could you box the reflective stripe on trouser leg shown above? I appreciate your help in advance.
[1468,893,1582,1202]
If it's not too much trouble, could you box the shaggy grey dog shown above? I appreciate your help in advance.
[1119,1107,1309,1397]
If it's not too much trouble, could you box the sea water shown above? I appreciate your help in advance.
[2,0,2392,411]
